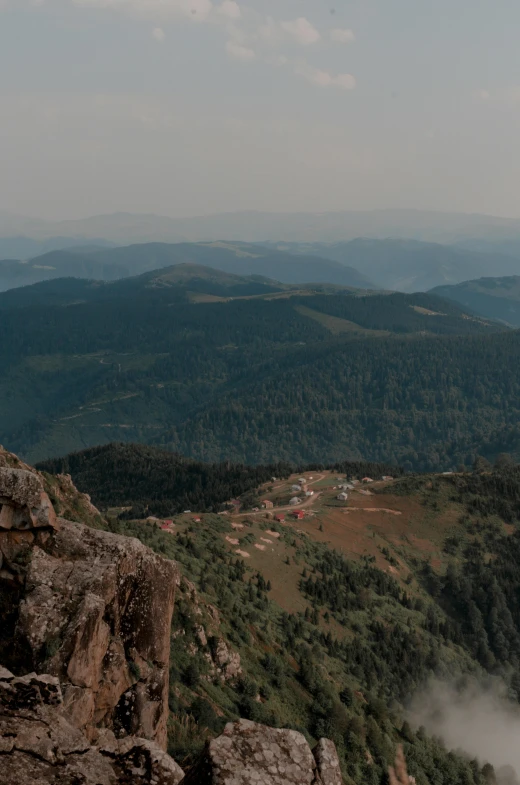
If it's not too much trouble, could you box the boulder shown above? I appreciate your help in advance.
[181,718,343,784]
[0,468,57,531]
[0,665,184,785]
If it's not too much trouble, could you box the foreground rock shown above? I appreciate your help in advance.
[182,718,343,785]
[0,464,179,748]
[0,666,184,785]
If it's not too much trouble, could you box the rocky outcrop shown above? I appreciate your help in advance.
[181,718,343,785]
[0,466,57,531]
[313,738,344,785]
[0,665,184,785]
[0,465,179,749]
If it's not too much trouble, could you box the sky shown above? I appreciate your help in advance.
[1,0,520,220]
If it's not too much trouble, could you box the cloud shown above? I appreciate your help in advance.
[13,0,357,93]
[294,62,356,90]
[226,39,255,60]
[473,87,520,108]
[330,28,355,43]
[280,17,320,46]
[408,679,520,783]
[72,0,214,22]
[218,0,240,19]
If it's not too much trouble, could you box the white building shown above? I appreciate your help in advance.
[289,496,302,505]
[337,492,348,501]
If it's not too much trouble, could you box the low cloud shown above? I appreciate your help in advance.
[408,679,520,783]
[294,62,356,90]
[281,17,321,46]
[218,0,240,19]
[473,86,520,108]
[226,39,255,60]
[330,28,355,44]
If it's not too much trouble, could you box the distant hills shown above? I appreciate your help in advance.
[3,237,520,295]
[5,207,520,245]
[262,238,520,292]
[0,263,513,469]
[431,276,520,326]
[0,241,375,292]
[0,236,115,262]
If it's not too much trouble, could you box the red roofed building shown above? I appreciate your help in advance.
[274,514,285,522]
[291,510,305,520]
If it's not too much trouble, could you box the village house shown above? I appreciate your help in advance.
[274,514,285,522]
[289,496,302,505]
[362,477,374,484]
[382,475,394,481]
[291,510,305,520]
[291,484,302,492]
[262,499,274,509]
[229,499,241,511]
[337,492,348,501]
[305,490,314,497]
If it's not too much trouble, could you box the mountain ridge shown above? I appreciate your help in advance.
[0,241,375,292]
[5,207,520,244]
[431,275,520,326]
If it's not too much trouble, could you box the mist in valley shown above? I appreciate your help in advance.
[408,679,520,785]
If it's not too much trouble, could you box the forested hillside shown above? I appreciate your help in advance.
[37,442,403,516]
[432,276,520,327]
[0,270,514,468]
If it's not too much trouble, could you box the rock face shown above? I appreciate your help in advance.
[0,466,57,530]
[313,738,344,785]
[181,719,343,785]
[0,665,184,785]
[0,466,179,749]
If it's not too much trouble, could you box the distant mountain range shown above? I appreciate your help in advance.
[4,208,520,245]
[261,238,520,293]
[431,276,520,327]
[0,241,375,292]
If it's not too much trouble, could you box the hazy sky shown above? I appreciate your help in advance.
[1,0,520,219]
